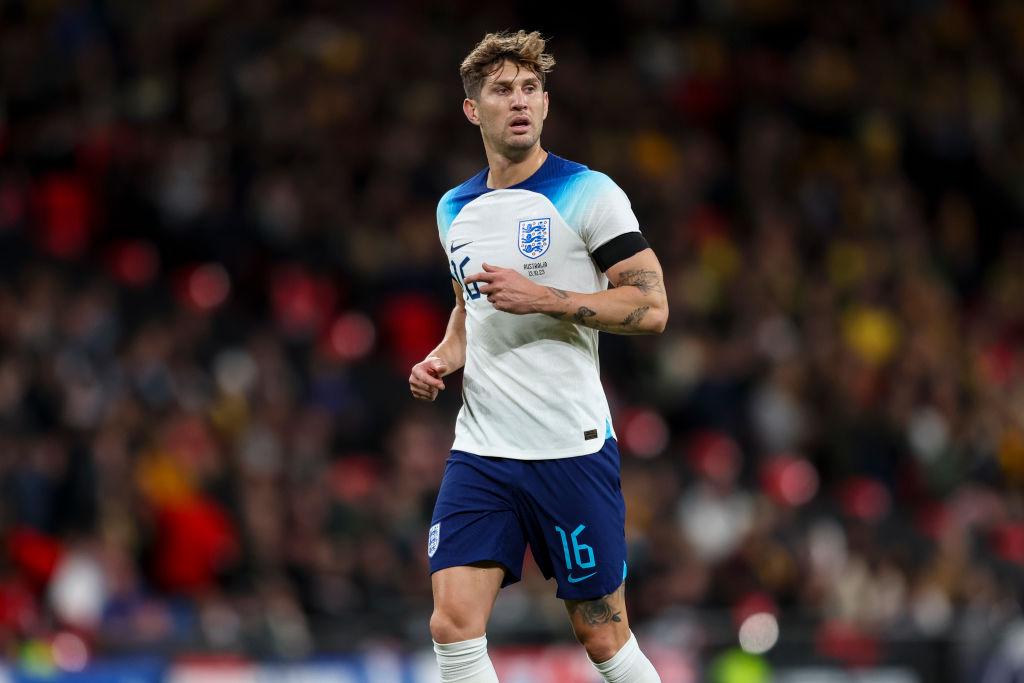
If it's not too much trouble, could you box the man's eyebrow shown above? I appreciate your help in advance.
[490,75,541,88]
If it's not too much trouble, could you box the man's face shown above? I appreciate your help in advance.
[464,60,549,159]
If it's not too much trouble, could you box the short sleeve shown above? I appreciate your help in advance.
[555,171,641,253]
[437,188,458,245]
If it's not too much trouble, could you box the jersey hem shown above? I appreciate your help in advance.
[450,436,609,460]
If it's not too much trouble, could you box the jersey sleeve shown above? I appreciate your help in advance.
[561,171,641,253]
[437,188,458,246]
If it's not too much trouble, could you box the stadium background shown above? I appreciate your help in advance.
[1,0,1023,681]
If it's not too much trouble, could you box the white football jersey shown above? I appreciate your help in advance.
[437,153,641,459]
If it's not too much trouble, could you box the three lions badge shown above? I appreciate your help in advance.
[428,523,440,558]
[518,218,550,259]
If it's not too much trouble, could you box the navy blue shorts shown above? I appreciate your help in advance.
[427,438,627,600]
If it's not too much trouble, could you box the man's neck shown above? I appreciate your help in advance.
[485,145,548,189]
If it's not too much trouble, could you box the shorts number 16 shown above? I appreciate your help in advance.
[555,524,596,570]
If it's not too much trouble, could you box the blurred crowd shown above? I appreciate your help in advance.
[1,0,1024,678]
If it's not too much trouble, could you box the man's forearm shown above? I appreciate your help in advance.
[465,260,668,334]
[539,279,667,335]
[429,306,468,373]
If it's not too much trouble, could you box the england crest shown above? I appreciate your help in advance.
[428,523,440,558]
[518,218,551,259]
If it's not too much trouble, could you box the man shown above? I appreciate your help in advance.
[409,30,667,683]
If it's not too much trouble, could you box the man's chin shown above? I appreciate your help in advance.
[503,134,538,151]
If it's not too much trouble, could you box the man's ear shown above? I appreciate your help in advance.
[463,98,480,126]
[542,91,549,120]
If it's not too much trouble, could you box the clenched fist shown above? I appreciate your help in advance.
[409,356,449,401]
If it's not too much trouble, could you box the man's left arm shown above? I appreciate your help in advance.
[464,247,668,335]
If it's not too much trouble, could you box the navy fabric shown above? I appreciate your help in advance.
[427,439,627,600]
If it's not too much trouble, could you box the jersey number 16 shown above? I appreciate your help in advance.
[450,256,482,300]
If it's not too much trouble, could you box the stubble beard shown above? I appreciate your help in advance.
[486,125,541,162]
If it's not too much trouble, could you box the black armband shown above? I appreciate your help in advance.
[592,232,650,272]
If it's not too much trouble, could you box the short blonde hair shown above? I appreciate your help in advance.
[460,30,555,99]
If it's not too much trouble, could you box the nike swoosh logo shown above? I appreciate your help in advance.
[567,572,597,583]
[450,241,473,252]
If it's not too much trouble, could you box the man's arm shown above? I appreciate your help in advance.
[409,280,467,401]
[463,247,668,335]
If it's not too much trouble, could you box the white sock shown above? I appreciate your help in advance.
[591,631,661,683]
[433,635,499,682]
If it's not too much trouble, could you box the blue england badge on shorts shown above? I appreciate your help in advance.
[428,523,440,557]
[518,218,550,259]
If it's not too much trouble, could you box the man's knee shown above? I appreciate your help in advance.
[566,585,630,663]
[430,563,505,644]
[430,607,486,644]
[573,626,628,663]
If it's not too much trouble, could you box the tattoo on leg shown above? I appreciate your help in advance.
[573,306,597,324]
[620,306,649,327]
[548,287,571,299]
[617,269,664,295]
[567,597,622,626]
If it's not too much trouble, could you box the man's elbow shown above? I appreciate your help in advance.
[644,304,668,334]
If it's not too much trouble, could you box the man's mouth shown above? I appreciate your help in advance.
[509,116,531,133]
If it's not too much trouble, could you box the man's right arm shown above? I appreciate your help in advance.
[409,279,467,402]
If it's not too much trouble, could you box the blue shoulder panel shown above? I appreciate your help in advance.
[513,154,613,237]
[437,168,489,243]
[436,153,606,241]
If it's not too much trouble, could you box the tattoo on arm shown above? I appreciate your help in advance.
[571,305,648,331]
[573,306,597,324]
[616,269,664,295]
[566,597,623,626]
[553,273,660,331]
[547,288,571,321]
[548,287,571,300]
[621,306,649,327]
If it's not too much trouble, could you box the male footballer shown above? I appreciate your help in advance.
[409,30,667,683]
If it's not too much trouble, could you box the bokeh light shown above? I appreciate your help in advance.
[738,613,780,655]
[839,477,891,523]
[177,263,231,312]
[760,455,819,507]
[106,239,160,288]
[51,632,89,673]
[325,311,376,362]
[619,408,670,458]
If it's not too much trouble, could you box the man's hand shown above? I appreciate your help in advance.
[464,263,544,314]
[409,356,449,401]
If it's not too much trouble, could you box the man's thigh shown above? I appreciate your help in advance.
[431,561,507,637]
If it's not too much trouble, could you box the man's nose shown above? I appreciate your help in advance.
[511,88,527,109]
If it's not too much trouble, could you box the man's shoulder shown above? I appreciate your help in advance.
[536,160,627,208]
[437,167,491,237]
[441,167,490,205]
[533,154,622,194]
[543,153,590,178]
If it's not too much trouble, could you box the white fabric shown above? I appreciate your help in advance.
[433,635,499,682]
[591,632,661,683]
[438,162,640,460]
